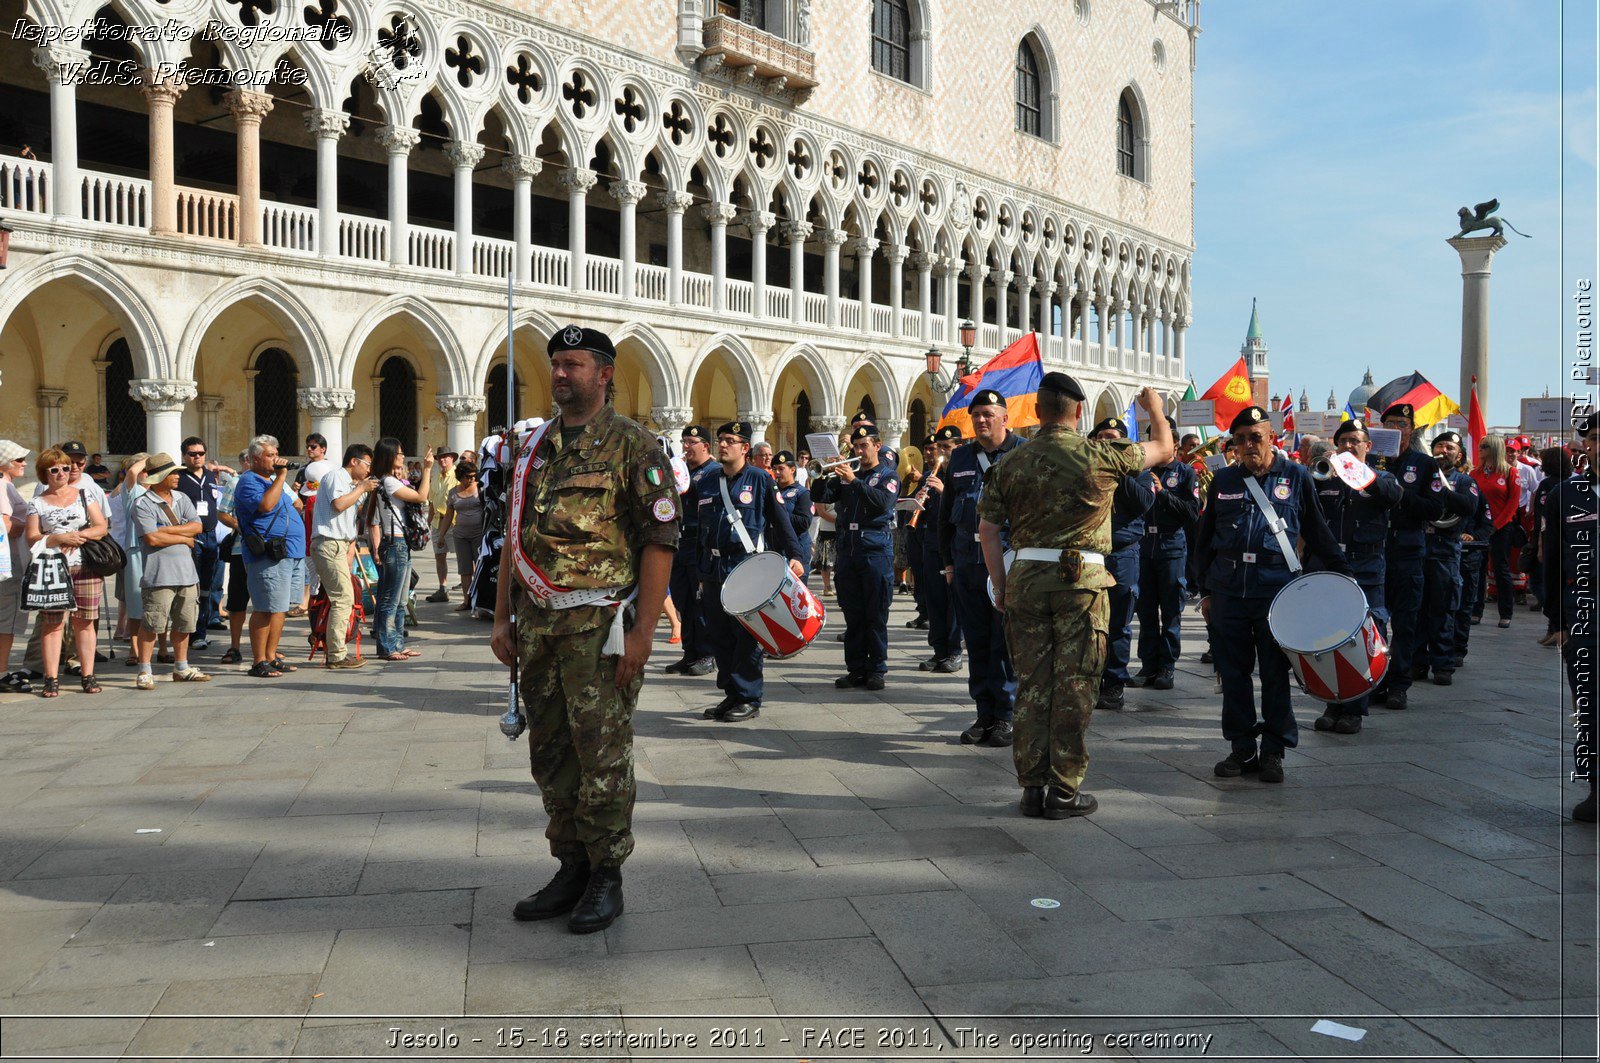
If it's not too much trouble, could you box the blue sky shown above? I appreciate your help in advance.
[1187,0,1596,428]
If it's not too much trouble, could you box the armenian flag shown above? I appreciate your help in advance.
[937,332,1042,436]
[1366,371,1460,428]
[1200,356,1253,431]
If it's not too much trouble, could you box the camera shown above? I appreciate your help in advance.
[279,460,302,471]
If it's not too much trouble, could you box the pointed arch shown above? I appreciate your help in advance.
[686,332,762,412]
[471,306,559,390]
[176,275,335,387]
[611,321,684,409]
[1015,27,1059,143]
[339,294,469,392]
[842,349,903,419]
[1118,83,1150,182]
[0,252,168,378]
[770,342,840,417]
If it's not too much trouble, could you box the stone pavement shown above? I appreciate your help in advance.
[0,572,1595,1061]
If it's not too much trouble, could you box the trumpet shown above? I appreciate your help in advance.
[1312,458,1336,481]
[804,456,859,477]
[1429,461,1462,529]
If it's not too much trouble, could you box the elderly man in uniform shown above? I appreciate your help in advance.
[1373,403,1449,710]
[1133,415,1201,691]
[1305,419,1401,733]
[940,389,1024,744]
[698,422,805,720]
[1416,431,1481,687]
[1087,415,1155,712]
[1544,413,1597,822]
[979,376,1172,817]
[492,324,680,934]
[665,425,719,677]
[1197,406,1351,784]
[913,426,964,673]
[833,422,900,691]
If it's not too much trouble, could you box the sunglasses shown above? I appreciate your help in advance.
[70,458,87,466]
[47,465,72,475]
[185,450,206,457]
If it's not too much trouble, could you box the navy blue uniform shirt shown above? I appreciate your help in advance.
[938,433,1024,568]
[834,459,899,557]
[1197,455,1350,598]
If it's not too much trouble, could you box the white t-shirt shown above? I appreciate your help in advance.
[70,476,108,515]
[312,467,362,541]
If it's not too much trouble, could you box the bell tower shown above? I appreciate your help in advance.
[1242,298,1270,406]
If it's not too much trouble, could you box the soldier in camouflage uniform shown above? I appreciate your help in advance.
[977,376,1173,819]
[492,325,679,934]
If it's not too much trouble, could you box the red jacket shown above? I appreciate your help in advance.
[1471,468,1519,530]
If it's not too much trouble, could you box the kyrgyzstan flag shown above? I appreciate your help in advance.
[1367,371,1461,428]
[1200,356,1253,431]
[937,332,1042,436]
[1467,376,1488,458]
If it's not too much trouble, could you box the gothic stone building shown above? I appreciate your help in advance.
[0,0,1199,460]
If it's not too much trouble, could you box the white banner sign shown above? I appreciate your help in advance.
[804,432,844,464]
[1178,400,1216,427]
[1521,397,1576,434]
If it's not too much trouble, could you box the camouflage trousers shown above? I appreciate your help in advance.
[1004,580,1109,792]
[519,615,641,868]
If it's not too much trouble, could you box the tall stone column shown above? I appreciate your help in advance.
[910,251,934,343]
[745,211,775,318]
[141,71,186,235]
[1038,280,1056,339]
[1173,314,1189,375]
[130,379,197,457]
[1016,276,1034,341]
[659,191,692,305]
[611,180,647,300]
[503,155,540,281]
[437,395,487,456]
[297,388,356,459]
[445,141,485,274]
[879,417,908,451]
[92,356,111,451]
[821,228,848,327]
[304,109,349,257]
[940,258,962,343]
[704,202,737,313]
[199,394,225,458]
[376,125,420,265]
[850,237,878,333]
[885,243,908,338]
[1448,234,1509,416]
[226,89,274,246]
[560,167,598,292]
[36,388,68,450]
[1096,298,1111,366]
[650,406,696,436]
[967,262,989,338]
[33,46,86,220]
[995,270,1013,344]
[738,410,774,445]
[786,221,812,324]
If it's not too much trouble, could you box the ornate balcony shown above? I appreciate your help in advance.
[700,15,817,93]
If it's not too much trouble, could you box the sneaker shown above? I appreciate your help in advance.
[864,674,886,691]
[932,655,963,674]
[918,656,940,672]
[1127,671,1154,688]
[1432,671,1454,686]
[1313,710,1338,732]
[326,657,366,670]
[1214,750,1260,778]
[1387,690,1409,711]
[135,673,156,691]
[835,674,867,689]
[172,668,212,682]
[683,657,715,677]
[1200,650,1214,665]
[959,721,991,745]
[1258,753,1285,784]
[982,720,1014,747]
[1095,684,1124,712]
[426,589,450,603]
[1150,671,1175,690]
[1,671,32,694]
[191,639,210,651]
[1332,714,1363,734]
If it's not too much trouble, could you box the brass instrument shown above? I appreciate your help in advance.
[1312,458,1336,481]
[1429,459,1462,529]
[1188,436,1226,495]
[907,454,945,528]
[804,456,859,478]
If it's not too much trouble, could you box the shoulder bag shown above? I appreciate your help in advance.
[75,489,125,577]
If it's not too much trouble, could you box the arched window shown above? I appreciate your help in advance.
[1117,89,1146,180]
[485,365,521,429]
[104,338,147,455]
[378,355,418,454]
[908,398,927,446]
[252,348,299,449]
[1015,40,1042,138]
[872,0,911,82]
[794,390,812,443]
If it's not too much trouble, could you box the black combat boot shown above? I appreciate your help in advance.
[1095,683,1124,712]
[1019,786,1045,817]
[512,858,591,921]
[1150,671,1176,690]
[568,866,624,934]
[1043,786,1098,818]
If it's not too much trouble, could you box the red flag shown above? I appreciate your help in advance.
[1201,357,1253,431]
[1278,392,1295,436]
[1468,376,1488,463]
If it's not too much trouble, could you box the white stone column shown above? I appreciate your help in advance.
[445,141,484,275]
[744,211,775,318]
[704,202,737,313]
[820,228,848,328]
[225,89,273,246]
[1016,276,1034,340]
[660,191,692,306]
[376,126,420,265]
[304,109,349,257]
[1173,314,1188,375]
[651,406,696,436]
[850,237,878,333]
[967,262,989,338]
[1096,298,1110,366]
[36,388,67,450]
[437,395,487,457]
[1038,280,1056,338]
[296,388,356,458]
[33,46,85,220]
[199,394,225,458]
[879,417,908,452]
[886,243,908,338]
[940,257,962,342]
[610,180,647,301]
[995,270,1013,344]
[738,409,774,445]
[910,251,934,343]
[92,357,110,451]
[1448,235,1509,417]
[502,154,540,281]
[141,72,186,235]
[786,221,813,324]
[560,167,597,292]
[130,379,197,457]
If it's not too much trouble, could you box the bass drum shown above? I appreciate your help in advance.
[720,552,824,659]
[1267,571,1389,703]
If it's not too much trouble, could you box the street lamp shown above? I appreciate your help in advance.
[924,319,978,396]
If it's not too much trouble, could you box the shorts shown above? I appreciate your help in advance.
[245,556,302,614]
[43,568,102,622]
[142,584,199,635]
[813,538,835,570]
[226,552,250,613]
[431,519,449,553]
[0,577,29,637]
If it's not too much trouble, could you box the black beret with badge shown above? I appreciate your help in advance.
[967,388,1006,412]
[1091,416,1128,438]
[1037,372,1087,401]
[921,433,938,448]
[1229,405,1270,433]
[1383,402,1414,422]
[1333,418,1366,441]
[934,424,964,443]
[547,324,617,363]
[716,421,753,442]
[849,422,879,443]
[682,425,710,442]
[774,450,797,466]
[1434,431,1462,447]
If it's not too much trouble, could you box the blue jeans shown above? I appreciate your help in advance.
[374,538,411,657]
[191,538,219,635]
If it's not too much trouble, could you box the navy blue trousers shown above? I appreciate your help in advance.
[1211,592,1298,756]
[702,568,764,702]
[1102,546,1140,686]
[917,549,962,660]
[1455,549,1486,660]
[951,564,1015,723]
[1383,550,1425,694]
[669,552,709,664]
[1136,546,1186,675]
[836,551,893,678]
[1422,549,1463,673]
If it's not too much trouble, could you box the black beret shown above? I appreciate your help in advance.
[1091,417,1128,438]
[1038,372,1086,401]
[1433,431,1462,447]
[1578,413,1597,436]
[849,422,879,443]
[1165,415,1178,432]
[968,389,1006,412]
[921,433,938,448]
[934,424,964,443]
[682,425,710,441]
[1382,402,1414,421]
[1333,418,1366,441]
[1229,406,1270,433]
[716,421,753,442]
[548,324,617,362]
[850,411,874,424]
[773,450,797,466]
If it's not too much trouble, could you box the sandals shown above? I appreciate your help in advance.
[40,677,60,699]
[247,661,284,678]
[80,674,101,695]
[285,606,308,619]
[271,656,299,672]
[381,652,409,661]
[220,648,242,665]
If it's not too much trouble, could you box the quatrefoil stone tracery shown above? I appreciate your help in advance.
[506,54,542,104]
[444,35,483,88]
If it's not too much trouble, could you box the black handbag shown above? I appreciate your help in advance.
[79,535,126,577]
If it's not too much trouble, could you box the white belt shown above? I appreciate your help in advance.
[1014,548,1107,567]
[540,584,632,609]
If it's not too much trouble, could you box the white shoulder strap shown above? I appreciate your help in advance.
[1242,474,1303,574]
[717,475,760,554]
[977,450,992,474]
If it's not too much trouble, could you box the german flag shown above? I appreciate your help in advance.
[1366,371,1460,428]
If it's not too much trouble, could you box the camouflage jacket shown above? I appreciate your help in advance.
[977,424,1143,591]
[518,404,680,634]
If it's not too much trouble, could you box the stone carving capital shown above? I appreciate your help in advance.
[651,405,696,432]
[436,394,488,418]
[558,167,599,195]
[32,45,89,84]
[810,415,848,433]
[224,89,275,123]
[375,125,421,156]
[966,262,990,282]
[883,242,911,265]
[939,255,965,277]
[907,251,934,272]
[658,190,694,214]
[303,108,351,139]
[1173,314,1191,330]
[742,210,777,235]
[701,202,739,225]
[129,378,197,413]
[501,154,542,180]
[609,180,648,205]
[784,220,814,243]
[139,71,187,107]
[819,228,850,248]
[443,141,486,170]
[880,417,909,437]
[296,387,357,415]
[35,386,69,410]
[738,409,775,428]
[848,237,879,257]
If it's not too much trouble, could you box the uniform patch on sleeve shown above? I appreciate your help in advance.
[885,479,898,493]
[647,467,664,487]
[653,496,677,522]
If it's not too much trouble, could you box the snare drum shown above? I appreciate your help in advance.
[719,552,825,659]
[1267,572,1389,703]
